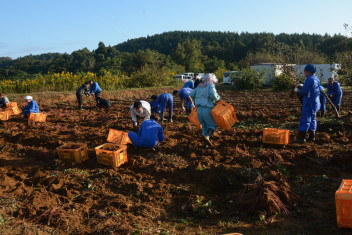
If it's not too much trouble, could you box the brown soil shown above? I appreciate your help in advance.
[0,87,352,234]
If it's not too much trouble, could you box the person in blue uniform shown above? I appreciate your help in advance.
[327,77,342,112]
[294,64,321,143]
[128,114,164,148]
[151,93,173,122]
[183,78,195,89]
[150,95,158,114]
[89,80,102,103]
[173,88,194,115]
[190,73,220,148]
[319,86,327,117]
[22,96,39,118]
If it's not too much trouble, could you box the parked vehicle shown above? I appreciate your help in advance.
[182,73,194,79]
[223,71,238,84]
[173,75,191,83]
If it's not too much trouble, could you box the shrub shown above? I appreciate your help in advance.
[231,68,266,90]
[272,74,295,91]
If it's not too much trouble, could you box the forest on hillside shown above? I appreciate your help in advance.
[0,31,351,85]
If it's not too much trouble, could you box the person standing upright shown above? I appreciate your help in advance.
[294,64,321,143]
[190,73,220,148]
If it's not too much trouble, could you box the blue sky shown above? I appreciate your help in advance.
[1,0,352,59]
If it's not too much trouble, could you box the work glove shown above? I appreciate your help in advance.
[294,87,299,93]
[181,106,185,112]
[191,103,195,109]
[133,121,137,128]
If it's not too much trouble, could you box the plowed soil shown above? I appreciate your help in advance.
[1,86,352,234]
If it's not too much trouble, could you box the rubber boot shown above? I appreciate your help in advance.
[294,131,306,144]
[160,112,165,123]
[306,130,316,142]
[168,110,173,122]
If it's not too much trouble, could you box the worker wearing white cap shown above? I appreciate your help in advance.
[22,95,39,117]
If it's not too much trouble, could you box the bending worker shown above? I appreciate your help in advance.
[294,64,321,143]
[76,82,90,110]
[128,114,164,149]
[151,93,173,122]
[130,100,151,128]
[190,73,220,148]
[183,77,195,89]
[327,77,342,112]
[173,88,194,115]
[22,96,39,118]
[89,80,102,104]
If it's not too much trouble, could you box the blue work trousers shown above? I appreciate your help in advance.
[197,106,217,136]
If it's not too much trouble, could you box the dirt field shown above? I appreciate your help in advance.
[1,86,352,234]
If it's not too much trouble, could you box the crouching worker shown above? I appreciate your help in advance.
[130,100,151,128]
[294,64,321,143]
[0,93,10,108]
[97,97,111,109]
[22,96,39,118]
[128,114,164,148]
[151,93,173,122]
[190,73,220,148]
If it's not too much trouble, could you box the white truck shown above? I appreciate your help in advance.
[223,71,239,84]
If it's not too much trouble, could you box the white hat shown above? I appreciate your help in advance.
[24,96,33,100]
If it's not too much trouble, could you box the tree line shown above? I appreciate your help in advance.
[1,31,351,85]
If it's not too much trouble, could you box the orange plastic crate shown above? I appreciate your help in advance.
[211,100,238,130]
[263,128,290,145]
[0,111,9,121]
[5,106,21,115]
[336,179,352,228]
[107,129,132,144]
[28,113,47,122]
[188,107,202,128]
[95,143,127,168]
[6,102,18,108]
[56,143,88,163]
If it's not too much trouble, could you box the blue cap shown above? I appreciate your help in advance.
[304,64,316,73]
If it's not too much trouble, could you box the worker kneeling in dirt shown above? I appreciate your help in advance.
[173,88,195,115]
[96,97,111,109]
[0,93,10,108]
[190,73,220,148]
[76,82,90,110]
[130,100,151,128]
[128,114,164,148]
[22,96,39,118]
[294,64,321,143]
[327,77,342,112]
[151,93,173,122]
[319,86,327,117]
